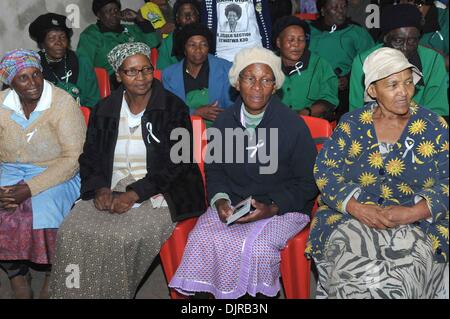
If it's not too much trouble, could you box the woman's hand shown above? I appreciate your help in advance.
[94,187,113,211]
[110,190,140,214]
[0,184,32,209]
[121,9,142,22]
[215,199,233,223]
[346,198,395,229]
[194,101,224,121]
[235,199,279,224]
[381,201,431,226]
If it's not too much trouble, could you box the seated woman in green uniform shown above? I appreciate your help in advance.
[162,23,234,127]
[77,0,161,90]
[273,15,339,120]
[156,0,201,70]
[28,13,100,108]
[308,0,374,118]
[349,4,449,121]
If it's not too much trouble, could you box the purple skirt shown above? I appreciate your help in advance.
[169,207,309,299]
[0,198,57,265]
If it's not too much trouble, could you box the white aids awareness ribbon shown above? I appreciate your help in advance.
[289,61,304,76]
[246,139,264,158]
[61,70,72,83]
[146,122,160,144]
[402,136,416,163]
[330,24,337,33]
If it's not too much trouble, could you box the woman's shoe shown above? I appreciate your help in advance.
[9,273,33,299]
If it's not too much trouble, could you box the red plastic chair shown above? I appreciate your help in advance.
[159,115,332,299]
[279,116,332,299]
[80,106,90,125]
[295,13,319,21]
[94,67,111,98]
[150,48,159,67]
[153,69,162,81]
[159,115,206,299]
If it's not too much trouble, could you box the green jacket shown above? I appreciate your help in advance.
[156,32,179,70]
[308,22,374,76]
[76,23,160,75]
[420,7,449,55]
[349,43,449,116]
[279,52,339,111]
[76,54,101,107]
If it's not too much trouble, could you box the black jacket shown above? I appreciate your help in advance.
[205,95,318,216]
[79,80,206,222]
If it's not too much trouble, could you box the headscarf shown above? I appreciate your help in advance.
[228,47,285,89]
[363,47,422,102]
[0,49,42,85]
[107,42,152,72]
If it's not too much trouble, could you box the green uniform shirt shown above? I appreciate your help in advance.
[279,53,339,111]
[156,32,179,70]
[76,23,160,75]
[76,54,101,107]
[349,43,449,116]
[420,7,449,55]
[308,23,374,76]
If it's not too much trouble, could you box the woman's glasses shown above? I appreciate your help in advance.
[120,66,154,77]
[239,75,275,88]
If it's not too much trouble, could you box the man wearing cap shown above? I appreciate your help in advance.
[308,47,449,299]
[77,0,160,89]
[349,3,449,121]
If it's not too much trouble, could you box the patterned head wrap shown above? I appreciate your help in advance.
[0,49,42,85]
[107,42,152,72]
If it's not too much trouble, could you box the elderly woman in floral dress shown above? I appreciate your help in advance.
[307,47,449,299]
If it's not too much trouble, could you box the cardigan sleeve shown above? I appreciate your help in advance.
[27,95,86,196]
[78,104,111,200]
[314,118,364,213]
[414,118,449,223]
[267,119,319,215]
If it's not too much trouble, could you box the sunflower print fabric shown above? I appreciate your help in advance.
[306,104,449,263]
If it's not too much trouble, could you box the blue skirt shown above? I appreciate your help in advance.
[0,163,80,229]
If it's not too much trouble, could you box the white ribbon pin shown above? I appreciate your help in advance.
[61,70,72,83]
[402,136,416,163]
[289,61,304,76]
[146,122,160,144]
[329,24,337,33]
[26,128,37,143]
[246,139,264,158]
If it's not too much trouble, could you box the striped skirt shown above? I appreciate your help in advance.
[314,219,448,299]
[169,207,309,299]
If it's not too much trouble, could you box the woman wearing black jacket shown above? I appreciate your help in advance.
[49,42,205,298]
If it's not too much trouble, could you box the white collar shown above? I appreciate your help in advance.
[2,80,53,119]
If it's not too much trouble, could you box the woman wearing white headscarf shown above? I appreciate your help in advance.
[169,47,318,299]
[307,47,449,299]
